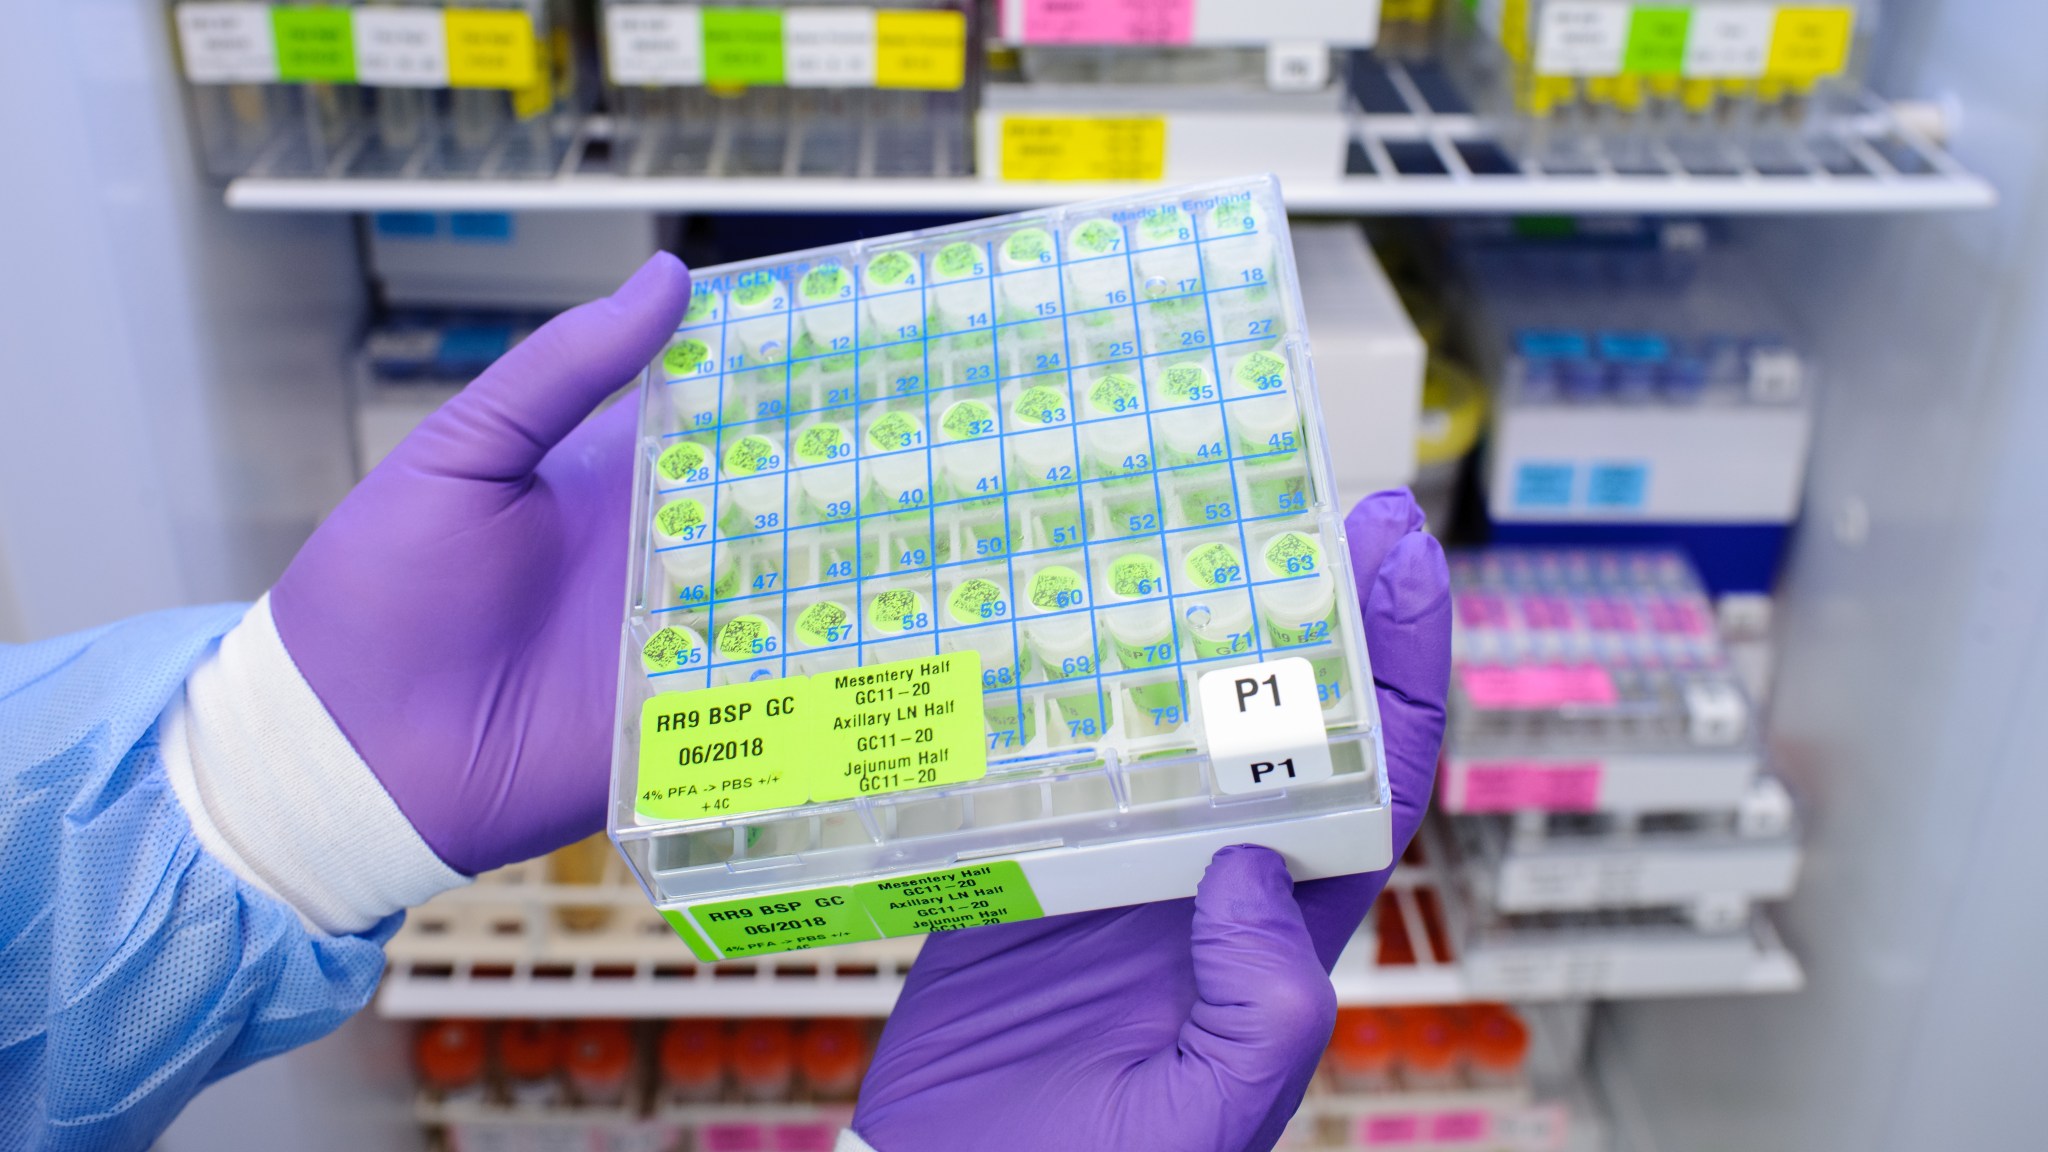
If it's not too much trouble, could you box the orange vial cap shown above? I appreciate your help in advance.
[564,1020,636,1090]
[797,1019,868,1095]
[1328,1008,1399,1072]
[1394,1007,1463,1075]
[415,1019,487,1091]
[660,1019,728,1087]
[731,1020,796,1086]
[1468,1004,1530,1075]
[497,1020,562,1082]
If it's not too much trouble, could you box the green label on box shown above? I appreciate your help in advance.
[809,653,988,802]
[660,908,719,962]
[1624,7,1692,76]
[272,6,356,83]
[856,862,1043,936]
[637,681,813,820]
[686,888,880,957]
[703,7,785,85]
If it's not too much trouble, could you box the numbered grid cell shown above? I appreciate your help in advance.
[635,617,712,687]
[778,524,857,595]
[857,507,942,579]
[1139,297,1215,358]
[1001,323,1069,378]
[1085,476,1166,545]
[1173,587,1260,666]
[860,339,932,404]
[653,437,718,493]
[860,250,927,344]
[667,375,725,438]
[679,287,725,331]
[1162,461,1240,531]
[925,330,999,393]
[926,239,993,334]
[716,474,789,542]
[857,405,933,513]
[791,348,859,415]
[939,502,1018,570]
[1075,363,1148,422]
[1076,414,1156,481]
[706,592,789,682]
[1002,372,1075,435]
[723,362,794,425]
[662,328,725,385]
[1169,527,1250,596]
[1069,310,1142,369]
[1144,354,1222,410]
[1222,343,1291,399]
[861,576,941,665]
[727,269,792,321]
[1063,220,1134,312]
[995,265,1064,324]
[1004,427,1082,499]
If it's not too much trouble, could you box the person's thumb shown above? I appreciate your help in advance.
[399,252,691,481]
[1172,845,1337,1152]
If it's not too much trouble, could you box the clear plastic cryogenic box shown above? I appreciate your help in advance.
[611,176,1391,960]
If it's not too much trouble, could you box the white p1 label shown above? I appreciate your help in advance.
[1198,657,1334,796]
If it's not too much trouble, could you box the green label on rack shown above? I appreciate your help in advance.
[1624,7,1693,76]
[637,681,813,820]
[272,6,356,83]
[702,7,785,85]
[856,862,1043,936]
[809,653,988,802]
[686,887,881,957]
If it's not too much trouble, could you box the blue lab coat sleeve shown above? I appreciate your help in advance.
[0,606,395,1152]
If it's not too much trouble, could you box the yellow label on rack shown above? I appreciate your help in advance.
[636,681,814,820]
[444,8,538,89]
[1000,116,1167,182]
[809,653,988,802]
[1765,6,1854,81]
[875,9,967,91]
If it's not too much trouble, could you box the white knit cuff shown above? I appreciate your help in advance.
[161,594,468,936]
[836,1131,876,1152]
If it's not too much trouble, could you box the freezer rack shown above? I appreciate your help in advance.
[377,840,1799,1018]
[223,72,1992,215]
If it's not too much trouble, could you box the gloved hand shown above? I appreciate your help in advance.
[271,254,692,876]
[851,490,1450,1152]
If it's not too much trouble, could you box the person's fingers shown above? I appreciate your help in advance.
[400,253,691,481]
[1344,488,1429,593]
[1294,515,1452,969]
[1168,846,1336,1152]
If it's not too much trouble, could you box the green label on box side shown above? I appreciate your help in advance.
[702,7,785,85]
[856,861,1043,936]
[687,888,880,957]
[808,653,988,802]
[660,909,719,962]
[272,6,356,83]
[1624,7,1692,75]
[637,681,813,820]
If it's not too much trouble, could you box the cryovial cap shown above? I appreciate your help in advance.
[654,498,708,542]
[683,290,718,325]
[867,589,930,634]
[794,422,851,466]
[1069,218,1124,258]
[794,601,853,648]
[415,1020,486,1090]
[947,578,1008,626]
[940,398,997,442]
[715,615,778,661]
[1028,565,1088,613]
[657,441,712,485]
[1107,553,1166,601]
[1329,1008,1397,1070]
[1394,1008,1463,1074]
[1184,542,1246,590]
[1011,384,1071,427]
[497,1021,562,1081]
[1001,228,1054,269]
[1157,362,1215,406]
[864,250,917,293]
[867,411,925,454]
[660,1020,727,1086]
[1208,199,1266,236]
[1086,372,1142,418]
[564,1021,634,1089]
[1137,204,1190,245]
[799,262,853,306]
[642,626,705,674]
[722,434,783,478]
[1262,532,1323,579]
[933,241,984,282]
[798,1019,868,1090]
[1232,349,1289,394]
[664,338,712,376]
[731,275,783,313]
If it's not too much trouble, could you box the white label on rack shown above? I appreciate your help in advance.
[1265,40,1329,91]
[354,8,450,88]
[1683,3,1776,78]
[174,2,278,84]
[605,4,705,85]
[1198,658,1333,796]
[785,7,878,87]
[1532,0,1630,76]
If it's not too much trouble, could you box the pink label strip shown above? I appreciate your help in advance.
[700,1126,769,1152]
[1022,0,1194,43]
[1360,1113,1422,1146]
[1459,762,1604,812]
[1458,664,1618,709]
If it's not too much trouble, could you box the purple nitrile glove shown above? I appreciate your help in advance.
[851,490,1450,1152]
[271,254,691,877]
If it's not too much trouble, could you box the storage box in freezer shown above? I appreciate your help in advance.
[610,176,1392,959]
